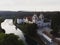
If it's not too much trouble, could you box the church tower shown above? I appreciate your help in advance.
[39,13,44,22]
[32,13,38,23]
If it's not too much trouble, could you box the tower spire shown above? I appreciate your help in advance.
[34,8,36,14]
[32,8,38,23]
[33,8,36,17]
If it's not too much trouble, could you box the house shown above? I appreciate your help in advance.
[17,13,51,27]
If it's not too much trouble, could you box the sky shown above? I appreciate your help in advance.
[0,0,60,11]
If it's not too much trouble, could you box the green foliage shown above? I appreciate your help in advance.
[0,33,24,45]
[0,17,5,24]
[51,12,60,37]
[0,33,5,45]
[18,23,38,36]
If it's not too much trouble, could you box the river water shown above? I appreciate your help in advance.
[1,19,52,45]
[1,19,27,45]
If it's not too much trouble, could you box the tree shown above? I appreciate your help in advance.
[27,23,38,36]
[0,17,5,33]
[18,23,38,45]
[19,23,38,36]
[0,33,24,45]
[51,12,60,37]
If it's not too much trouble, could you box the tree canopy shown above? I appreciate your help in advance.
[51,12,60,37]
[19,23,38,36]
[0,33,24,45]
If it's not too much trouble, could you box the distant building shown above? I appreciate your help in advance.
[36,14,44,27]
[39,13,44,22]
[17,13,51,27]
[24,17,29,23]
[32,14,38,23]
[17,19,24,24]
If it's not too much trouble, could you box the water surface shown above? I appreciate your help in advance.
[1,19,27,45]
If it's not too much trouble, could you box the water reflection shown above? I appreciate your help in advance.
[1,19,27,45]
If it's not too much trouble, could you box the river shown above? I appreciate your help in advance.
[1,19,27,45]
[1,19,45,45]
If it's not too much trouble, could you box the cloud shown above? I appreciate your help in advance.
[0,0,60,11]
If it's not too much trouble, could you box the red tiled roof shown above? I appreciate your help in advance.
[27,16,32,21]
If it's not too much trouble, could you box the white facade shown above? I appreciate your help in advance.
[39,14,44,19]
[17,13,51,27]
[17,19,24,24]
[24,17,29,23]
[39,14,44,22]
[35,14,51,27]
[32,14,38,23]
[36,14,44,27]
